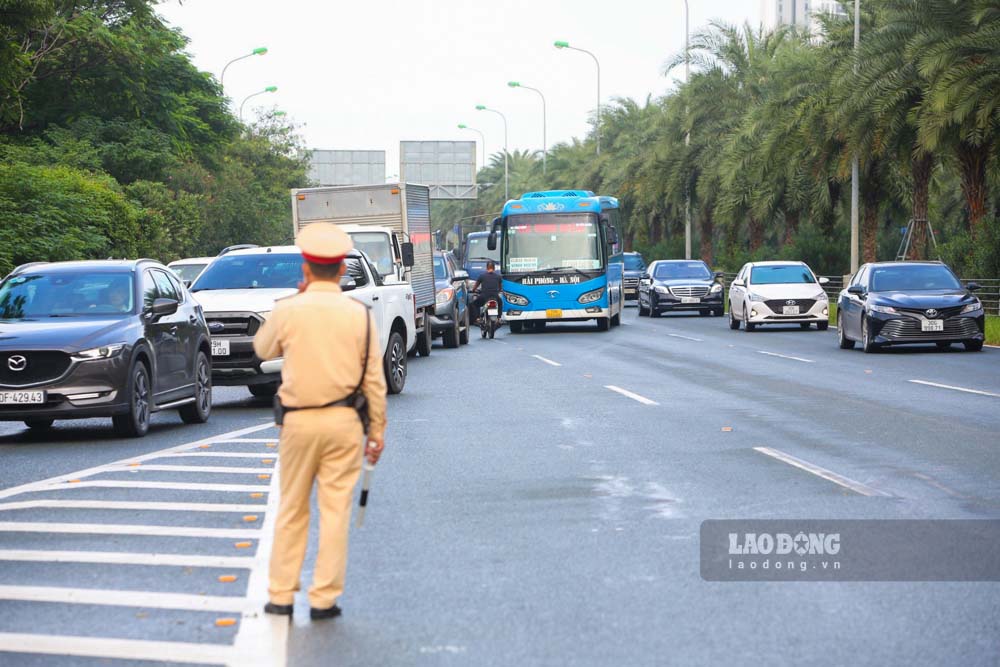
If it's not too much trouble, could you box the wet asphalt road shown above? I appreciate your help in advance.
[1,307,998,666]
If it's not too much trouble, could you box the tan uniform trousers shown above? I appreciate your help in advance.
[269,406,364,609]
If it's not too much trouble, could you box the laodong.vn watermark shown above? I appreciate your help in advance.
[700,520,1000,582]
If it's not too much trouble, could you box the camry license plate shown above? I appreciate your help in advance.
[211,339,230,357]
[0,391,45,405]
[783,306,800,315]
[681,297,701,304]
[546,309,563,319]
[922,319,944,332]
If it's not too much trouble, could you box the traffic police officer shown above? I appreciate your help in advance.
[254,223,386,620]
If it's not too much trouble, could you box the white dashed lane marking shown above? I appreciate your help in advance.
[0,550,254,568]
[604,385,659,406]
[908,380,1000,399]
[0,500,266,513]
[667,333,703,342]
[532,354,562,367]
[0,633,232,666]
[754,447,890,497]
[757,350,815,363]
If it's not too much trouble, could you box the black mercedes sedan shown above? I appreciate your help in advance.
[837,261,985,353]
[638,260,725,317]
[0,260,213,436]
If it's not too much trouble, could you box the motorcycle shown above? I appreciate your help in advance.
[479,295,501,339]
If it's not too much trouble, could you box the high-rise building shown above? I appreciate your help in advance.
[760,0,848,31]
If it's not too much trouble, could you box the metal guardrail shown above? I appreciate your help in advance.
[716,273,1000,316]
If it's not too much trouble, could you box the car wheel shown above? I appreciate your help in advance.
[964,340,984,352]
[714,308,725,317]
[817,321,829,332]
[443,310,460,349]
[24,418,54,430]
[612,311,621,327]
[861,316,879,353]
[180,351,212,424]
[384,330,407,394]
[800,323,812,330]
[744,306,756,332]
[509,321,523,334]
[728,307,740,330]
[459,308,470,345]
[113,362,151,438]
[838,313,855,349]
[638,298,649,316]
[416,326,432,357]
[936,342,951,350]
[248,383,278,398]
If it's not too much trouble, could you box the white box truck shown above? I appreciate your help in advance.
[291,183,436,356]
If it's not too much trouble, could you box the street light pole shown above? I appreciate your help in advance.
[850,0,860,272]
[683,0,692,260]
[476,105,508,200]
[554,41,601,155]
[220,47,268,90]
[239,86,278,123]
[458,124,487,171]
[508,81,547,176]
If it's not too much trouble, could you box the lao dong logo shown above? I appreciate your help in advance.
[728,532,841,556]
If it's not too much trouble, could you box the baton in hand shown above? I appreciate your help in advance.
[355,462,375,527]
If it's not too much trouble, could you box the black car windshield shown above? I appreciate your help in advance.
[192,254,302,290]
[870,265,962,292]
[433,256,447,280]
[169,264,207,282]
[465,235,499,263]
[624,255,646,271]
[503,213,601,273]
[0,271,134,319]
[751,265,816,285]
[654,262,711,280]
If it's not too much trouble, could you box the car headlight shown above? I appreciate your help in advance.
[435,287,455,305]
[961,300,982,314]
[748,292,767,302]
[710,283,723,293]
[578,287,605,304]
[654,286,671,295]
[869,304,898,315]
[505,291,529,306]
[813,291,829,301]
[73,343,126,362]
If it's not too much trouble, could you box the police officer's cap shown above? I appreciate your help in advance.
[297,223,353,265]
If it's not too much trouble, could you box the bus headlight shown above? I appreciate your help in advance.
[505,291,529,306]
[578,288,605,304]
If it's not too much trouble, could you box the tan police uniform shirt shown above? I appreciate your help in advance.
[253,281,387,439]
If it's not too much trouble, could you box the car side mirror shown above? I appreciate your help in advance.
[847,285,866,297]
[182,280,192,289]
[400,242,415,268]
[149,297,178,319]
[714,271,725,280]
[452,270,469,282]
[967,282,982,292]
[339,275,357,292]
[640,277,652,285]
[818,276,830,285]
[732,280,744,287]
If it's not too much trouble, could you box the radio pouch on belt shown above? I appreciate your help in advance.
[274,310,371,433]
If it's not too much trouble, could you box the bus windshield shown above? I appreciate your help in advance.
[465,235,499,263]
[503,214,601,273]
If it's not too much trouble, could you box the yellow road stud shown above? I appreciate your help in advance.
[249,493,264,499]
[215,618,237,627]
[234,541,252,549]
[199,444,211,449]
[218,575,238,583]
[266,443,277,448]
[243,515,259,522]
[721,427,733,432]
[258,474,270,481]
[262,459,274,464]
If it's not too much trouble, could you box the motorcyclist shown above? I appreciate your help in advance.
[472,261,502,323]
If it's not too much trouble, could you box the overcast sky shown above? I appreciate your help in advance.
[157,0,761,176]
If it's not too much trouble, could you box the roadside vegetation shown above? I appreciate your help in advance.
[435,0,1000,280]
[0,1,310,275]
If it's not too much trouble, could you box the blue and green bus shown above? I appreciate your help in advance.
[487,190,624,332]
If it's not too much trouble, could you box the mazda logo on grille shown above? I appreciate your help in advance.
[547,290,559,299]
[926,309,939,318]
[786,300,797,306]
[208,321,226,333]
[7,355,27,372]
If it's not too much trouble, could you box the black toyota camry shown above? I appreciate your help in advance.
[837,261,985,353]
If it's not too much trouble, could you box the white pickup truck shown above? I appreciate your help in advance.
[190,246,415,395]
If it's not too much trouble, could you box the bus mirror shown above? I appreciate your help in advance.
[487,232,497,252]
[607,226,619,245]
[401,242,415,268]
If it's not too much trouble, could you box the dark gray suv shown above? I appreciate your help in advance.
[0,260,213,436]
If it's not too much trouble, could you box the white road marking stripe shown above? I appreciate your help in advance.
[604,385,659,406]
[0,550,254,569]
[108,464,273,474]
[0,633,232,665]
[232,461,287,666]
[531,354,562,367]
[757,350,815,363]
[156,452,279,459]
[667,333,703,342]
[42,481,270,493]
[0,585,250,613]
[908,380,1000,399]
[754,447,890,497]
[0,500,265,513]
[211,438,276,443]
[0,522,261,538]
[0,422,276,500]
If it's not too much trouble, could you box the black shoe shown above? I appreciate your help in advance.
[264,602,293,616]
[310,604,342,620]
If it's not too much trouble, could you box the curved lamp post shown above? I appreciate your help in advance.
[476,104,508,200]
[508,81,547,176]
[220,47,268,89]
[458,124,487,171]
[239,86,277,123]
[554,40,601,155]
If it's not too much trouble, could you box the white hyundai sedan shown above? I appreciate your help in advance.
[728,261,831,331]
